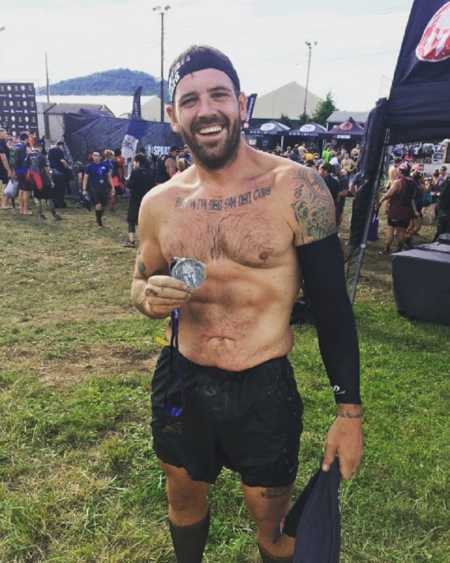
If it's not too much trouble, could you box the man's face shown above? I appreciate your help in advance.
[167,68,246,170]
[92,152,101,164]
[319,166,327,177]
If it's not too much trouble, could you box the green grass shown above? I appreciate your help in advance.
[0,200,449,562]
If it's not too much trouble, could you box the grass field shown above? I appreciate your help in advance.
[0,199,449,562]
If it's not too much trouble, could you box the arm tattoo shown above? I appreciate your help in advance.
[261,486,292,499]
[291,167,336,244]
[138,261,147,276]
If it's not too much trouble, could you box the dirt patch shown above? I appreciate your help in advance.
[0,344,159,389]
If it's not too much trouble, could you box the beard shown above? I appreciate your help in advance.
[179,113,242,171]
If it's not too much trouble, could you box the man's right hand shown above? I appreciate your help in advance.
[143,275,193,318]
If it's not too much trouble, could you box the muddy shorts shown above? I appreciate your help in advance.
[151,347,303,487]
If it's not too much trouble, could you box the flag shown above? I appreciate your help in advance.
[243,93,258,130]
[131,86,143,120]
[388,0,450,143]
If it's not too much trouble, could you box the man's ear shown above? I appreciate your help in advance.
[238,92,247,123]
[166,104,181,134]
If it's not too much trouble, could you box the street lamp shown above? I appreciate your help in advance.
[0,26,6,33]
[153,4,170,122]
[304,41,317,117]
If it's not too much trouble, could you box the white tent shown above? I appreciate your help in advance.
[252,82,322,120]
[141,96,169,122]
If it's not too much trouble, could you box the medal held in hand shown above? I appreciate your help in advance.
[171,257,206,289]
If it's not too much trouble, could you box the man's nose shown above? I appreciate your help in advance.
[196,95,216,118]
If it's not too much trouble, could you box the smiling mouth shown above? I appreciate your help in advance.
[196,125,225,137]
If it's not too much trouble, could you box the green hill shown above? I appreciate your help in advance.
[39,68,169,99]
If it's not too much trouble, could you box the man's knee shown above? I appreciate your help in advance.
[161,463,208,520]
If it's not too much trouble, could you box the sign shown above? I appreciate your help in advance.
[416,2,450,62]
[0,83,38,136]
[300,124,316,133]
[260,122,277,132]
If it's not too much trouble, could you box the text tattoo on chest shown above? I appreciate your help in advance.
[175,187,272,211]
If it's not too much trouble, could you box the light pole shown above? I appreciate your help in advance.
[153,4,170,122]
[303,41,317,117]
[0,26,6,32]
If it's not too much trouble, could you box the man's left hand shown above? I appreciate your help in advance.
[322,405,363,480]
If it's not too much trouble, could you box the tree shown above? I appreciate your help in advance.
[279,114,293,128]
[312,92,338,126]
[298,112,311,126]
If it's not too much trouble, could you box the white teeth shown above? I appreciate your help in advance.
[198,126,223,134]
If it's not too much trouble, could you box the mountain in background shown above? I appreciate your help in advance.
[39,68,169,99]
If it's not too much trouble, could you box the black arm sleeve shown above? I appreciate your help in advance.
[296,234,361,404]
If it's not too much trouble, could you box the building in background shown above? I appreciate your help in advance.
[37,102,113,142]
[252,82,322,120]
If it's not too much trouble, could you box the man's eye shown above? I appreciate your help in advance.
[181,98,196,106]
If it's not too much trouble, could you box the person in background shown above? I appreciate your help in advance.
[176,157,188,173]
[321,144,331,163]
[112,148,126,196]
[0,128,13,210]
[103,149,118,211]
[377,162,418,254]
[27,146,62,221]
[82,151,113,227]
[319,162,344,225]
[433,177,450,241]
[15,132,32,216]
[123,153,155,247]
[157,146,178,183]
[335,168,350,228]
[405,167,426,246]
[437,165,448,189]
[48,141,71,208]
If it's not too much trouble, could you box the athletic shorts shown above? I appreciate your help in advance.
[151,347,303,487]
[91,185,109,206]
[17,173,32,192]
[388,218,410,229]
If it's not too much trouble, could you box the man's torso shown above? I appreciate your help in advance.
[86,162,110,188]
[147,155,303,370]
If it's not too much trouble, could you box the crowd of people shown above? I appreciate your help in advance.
[1,127,449,251]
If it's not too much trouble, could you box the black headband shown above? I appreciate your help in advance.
[168,51,241,101]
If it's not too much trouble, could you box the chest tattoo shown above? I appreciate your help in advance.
[175,187,272,212]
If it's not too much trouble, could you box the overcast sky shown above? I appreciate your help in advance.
[0,0,414,111]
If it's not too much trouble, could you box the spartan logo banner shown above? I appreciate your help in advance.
[0,83,38,136]
[391,1,450,87]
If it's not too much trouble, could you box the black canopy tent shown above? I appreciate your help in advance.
[326,118,365,140]
[348,0,450,301]
[288,122,327,139]
[63,112,181,163]
[246,121,291,150]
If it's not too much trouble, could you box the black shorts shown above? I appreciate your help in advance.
[388,217,410,229]
[91,185,109,206]
[151,347,303,487]
[17,173,32,192]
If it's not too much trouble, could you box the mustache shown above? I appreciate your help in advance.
[192,115,228,132]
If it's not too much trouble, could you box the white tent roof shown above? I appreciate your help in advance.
[141,96,169,122]
[252,82,322,120]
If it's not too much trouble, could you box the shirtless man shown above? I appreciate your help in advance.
[131,46,363,563]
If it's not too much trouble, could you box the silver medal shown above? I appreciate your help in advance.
[171,257,206,289]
